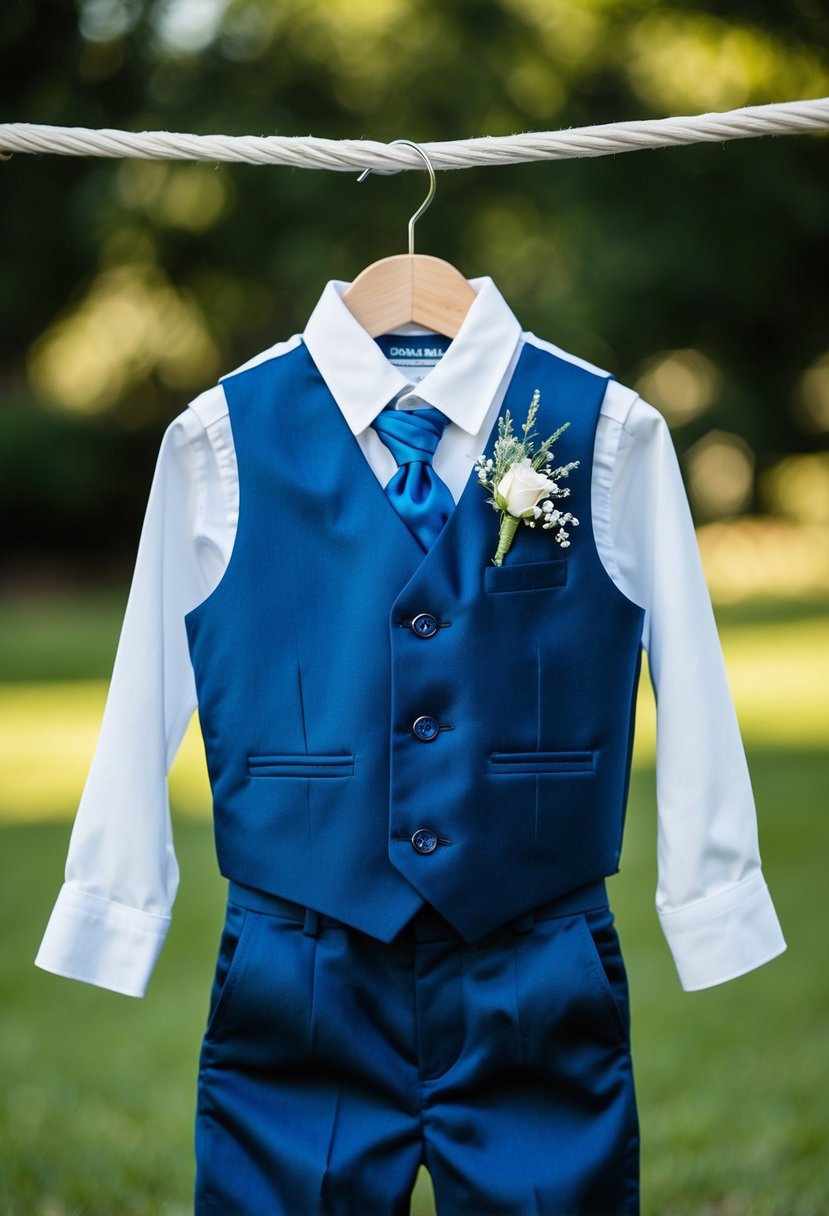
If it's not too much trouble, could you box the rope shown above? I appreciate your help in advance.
[1,97,828,170]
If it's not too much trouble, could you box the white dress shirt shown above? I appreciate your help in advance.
[35,275,786,998]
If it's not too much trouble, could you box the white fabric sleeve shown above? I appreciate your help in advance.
[34,392,232,997]
[595,386,786,990]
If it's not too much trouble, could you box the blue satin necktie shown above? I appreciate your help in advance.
[370,403,455,552]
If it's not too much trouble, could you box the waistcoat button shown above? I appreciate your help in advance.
[411,828,438,854]
[412,715,439,741]
[411,613,438,638]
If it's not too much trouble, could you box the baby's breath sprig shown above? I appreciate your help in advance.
[474,389,579,566]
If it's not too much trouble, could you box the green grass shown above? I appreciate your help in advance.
[1,588,827,1214]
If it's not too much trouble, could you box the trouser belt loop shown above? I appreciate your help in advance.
[303,907,321,937]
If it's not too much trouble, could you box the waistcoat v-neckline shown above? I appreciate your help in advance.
[303,337,540,579]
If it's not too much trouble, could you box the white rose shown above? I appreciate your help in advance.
[496,462,554,518]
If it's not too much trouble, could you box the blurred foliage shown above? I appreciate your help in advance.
[1,0,829,576]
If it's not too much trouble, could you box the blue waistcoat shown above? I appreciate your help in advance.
[184,339,645,943]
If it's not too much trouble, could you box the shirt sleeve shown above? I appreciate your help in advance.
[34,389,234,998]
[595,385,786,991]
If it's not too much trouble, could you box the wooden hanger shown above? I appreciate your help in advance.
[341,139,477,339]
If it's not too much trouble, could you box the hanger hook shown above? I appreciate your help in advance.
[356,139,436,256]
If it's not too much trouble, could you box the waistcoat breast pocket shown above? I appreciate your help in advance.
[484,558,567,594]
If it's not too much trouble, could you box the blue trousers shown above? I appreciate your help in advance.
[194,881,639,1215]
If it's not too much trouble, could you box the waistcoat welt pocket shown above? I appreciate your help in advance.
[489,750,594,774]
[248,754,355,778]
[485,558,567,594]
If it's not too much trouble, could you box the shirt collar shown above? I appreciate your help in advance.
[302,275,523,437]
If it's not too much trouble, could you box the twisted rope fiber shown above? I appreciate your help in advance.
[1,97,828,168]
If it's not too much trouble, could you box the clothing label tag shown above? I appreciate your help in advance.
[374,334,452,384]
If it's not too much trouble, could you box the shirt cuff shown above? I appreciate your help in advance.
[657,871,787,991]
[34,885,171,999]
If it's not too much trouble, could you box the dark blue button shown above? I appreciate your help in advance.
[411,828,438,854]
[412,715,439,741]
[412,613,438,638]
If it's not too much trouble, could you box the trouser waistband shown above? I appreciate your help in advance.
[226,877,609,943]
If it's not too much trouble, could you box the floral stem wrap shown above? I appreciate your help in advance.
[474,389,580,567]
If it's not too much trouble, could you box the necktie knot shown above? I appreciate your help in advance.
[369,402,454,552]
[370,404,449,467]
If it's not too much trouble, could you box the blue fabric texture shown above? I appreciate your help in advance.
[183,338,645,944]
[195,893,639,1215]
[369,404,455,552]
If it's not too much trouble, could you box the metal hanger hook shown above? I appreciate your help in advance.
[356,139,436,256]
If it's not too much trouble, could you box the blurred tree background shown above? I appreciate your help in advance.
[1,0,828,589]
[1,3,829,1214]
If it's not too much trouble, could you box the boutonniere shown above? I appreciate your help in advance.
[474,389,579,567]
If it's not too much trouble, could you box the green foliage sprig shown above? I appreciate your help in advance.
[474,389,579,565]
